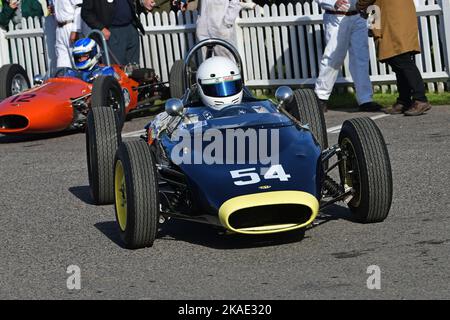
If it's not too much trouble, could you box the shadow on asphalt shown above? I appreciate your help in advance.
[312,204,359,227]
[94,219,306,250]
[0,130,79,143]
[158,219,308,250]
[93,204,357,250]
[95,221,126,249]
[69,186,96,205]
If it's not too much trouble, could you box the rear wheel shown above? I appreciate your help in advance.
[338,118,393,223]
[0,64,30,100]
[169,60,185,99]
[86,107,121,205]
[91,76,126,126]
[287,88,328,150]
[114,140,159,249]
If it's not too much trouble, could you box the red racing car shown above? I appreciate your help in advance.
[0,31,170,135]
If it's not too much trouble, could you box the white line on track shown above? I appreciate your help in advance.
[121,129,146,138]
[121,114,390,138]
[326,114,390,134]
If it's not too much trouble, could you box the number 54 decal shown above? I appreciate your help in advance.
[230,165,291,186]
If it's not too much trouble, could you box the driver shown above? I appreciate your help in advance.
[197,56,243,110]
[61,37,115,82]
[152,56,244,134]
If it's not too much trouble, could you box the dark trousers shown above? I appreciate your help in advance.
[108,24,140,65]
[384,52,427,106]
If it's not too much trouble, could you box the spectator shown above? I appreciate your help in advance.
[81,0,154,66]
[0,0,44,30]
[196,0,256,59]
[150,0,195,13]
[357,0,431,116]
[139,0,163,12]
[52,0,89,69]
[43,1,57,74]
[314,0,381,113]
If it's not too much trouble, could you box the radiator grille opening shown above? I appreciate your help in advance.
[0,115,29,130]
[228,204,312,230]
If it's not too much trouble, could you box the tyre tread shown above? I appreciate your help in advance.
[118,140,158,248]
[87,107,120,204]
[288,88,328,149]
[339,118,392,223]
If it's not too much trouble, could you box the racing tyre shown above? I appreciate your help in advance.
[114,140,159,249]
[86,106,121,205]
[91,75,126,127]
[0,64,30,100]
[287,88,328,150]
[169,60,185,99]
[338,118,393,223]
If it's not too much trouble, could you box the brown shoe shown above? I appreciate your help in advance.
[384,103,408,115]
[404,101,432,116]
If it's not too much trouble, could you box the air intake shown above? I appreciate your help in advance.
[219,191,319,235]
[228,204,312,230]
[0,115,29,130]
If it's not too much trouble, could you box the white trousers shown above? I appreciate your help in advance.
[315,14,373,105]
[196,15,237,61]
[55,23,75,69]
[55,22,90,69]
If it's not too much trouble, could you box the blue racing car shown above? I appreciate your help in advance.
[86,39,393,249]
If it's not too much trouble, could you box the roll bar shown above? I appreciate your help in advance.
[182,39,244,92]
[86,29,113,66]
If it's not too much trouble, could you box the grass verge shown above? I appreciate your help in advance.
[257,91,450,109]
[329,92,450,109]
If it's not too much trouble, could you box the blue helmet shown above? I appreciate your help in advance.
[72,38,100,70]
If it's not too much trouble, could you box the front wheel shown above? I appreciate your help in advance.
[91,76,126,126]
[86,107,121,205]
[114,140,159,249]
[338,117,393,223]
[169,60,186,99]
[286,88,328,150]
[0,64,30,100]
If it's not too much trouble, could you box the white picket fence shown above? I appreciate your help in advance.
[0,0,449,93]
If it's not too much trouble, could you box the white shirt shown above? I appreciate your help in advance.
[315,0,358,12]
[54,0,83,32]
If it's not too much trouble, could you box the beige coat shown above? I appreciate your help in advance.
[357,0,421,61]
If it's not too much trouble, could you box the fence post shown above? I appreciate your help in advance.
[235,18,248,83]
[441,0,450,89]
[0,28,10,66]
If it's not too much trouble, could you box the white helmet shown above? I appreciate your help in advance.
[196,56,243,110]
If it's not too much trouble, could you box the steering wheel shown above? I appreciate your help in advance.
[182,39,244,96]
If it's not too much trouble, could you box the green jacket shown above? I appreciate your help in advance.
[0,0,43,30]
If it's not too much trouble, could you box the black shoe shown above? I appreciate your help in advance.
[318,99,328,113]
[358,102,382,112]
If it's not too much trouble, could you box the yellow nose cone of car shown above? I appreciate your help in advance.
[218,191,320,235]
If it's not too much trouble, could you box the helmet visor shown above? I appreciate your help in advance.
[74,53,90,65]
[201,79,242,98]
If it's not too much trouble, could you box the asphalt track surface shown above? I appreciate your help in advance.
[0,106,449,300]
